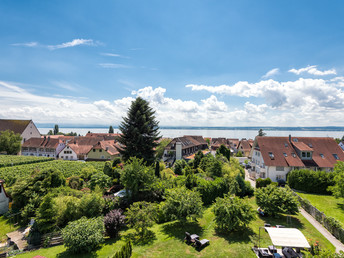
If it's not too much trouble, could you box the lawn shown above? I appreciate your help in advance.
[16,197,334,258]
[0,216,20,242]
[297,192,344,226]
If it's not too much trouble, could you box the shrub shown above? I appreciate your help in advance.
[36,194,58,233]
[62,217,104,254]
[256,178,273,188]
[160,168,175,180]
[287,169,335,194]
[196,177,232,205]
[235,174,254,197]
[55,195,82,227]
[80,193,105,218]
[173,159,187,175]
[328,161,344,198]
[160,187,203,222]
[89,172,112,190]
[28,221,41,246]
[112,157,122,168]
[104,209,125,238]
[213,195,255,232]
[111,241,132,258]
[255,185,299,216]
[126,201,157,236]
[67,176,84,190]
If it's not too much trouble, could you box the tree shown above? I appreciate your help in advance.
[0,130,22,154]
[258,129,266,136]
[120,157,155,198]
[36,194,58,233]
[213,195,255,232]
[62,217,104,254]
[53,124,59,135]
[155,138,171,160]
[109,125,114,134]
[79,193,105,218]
[104,209,125,238]
[125,201,157,236]
[161,187,203,222]
[117,97,161,165]
[47,130,53,135]
[255,185,299,216]
[328,161,344,198]
[173,159,187,175]
[216,144,231,161]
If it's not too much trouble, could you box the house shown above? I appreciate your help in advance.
[249,136,344,182]
[237,138,254,157]
[339,141,344,151]
[163,135,208,162]
[211,138,230,150]
[85,133,120,140]
[0,119,40,143]
[21,136,65,158]
[228,138,239,153]
[87,140,120,161]
[0,179,10,214]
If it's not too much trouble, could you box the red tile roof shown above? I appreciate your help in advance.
[22,137,60,149]
[256,136,344,168]
[0,119,31,134]
[91,140,120,156]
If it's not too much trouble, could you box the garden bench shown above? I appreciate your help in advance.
[184,232,199,244]
[194,238,210,250]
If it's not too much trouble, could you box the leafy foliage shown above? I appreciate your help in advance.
[117,97,161,165]
[28,221,42,246]
[62,217,104,254]
[155,138,171,160]
[213,195,255,232]
[0,130,22,154]
[161,187,203,222]
[256,178,274,188]
[89,172,112,190]
[36,194,58,233]
[258,128,266,136]
[173,159,187,175]
[0,155,53,168]
[287,169,335,194]
[120,157,155,199]
[79,193,105,218]
[104,209,125,238]
[328,161,344,198]
[255,185,299,216]
[111,241,132,258]
[216,144,231,161]
[126,201,157,236]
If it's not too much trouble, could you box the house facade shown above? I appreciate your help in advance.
[87,140,120,161]
[0,180,9,214]
[250,136,344,182]
[237,139,254,157]
[0,119,40,143]
[21,137,65,158]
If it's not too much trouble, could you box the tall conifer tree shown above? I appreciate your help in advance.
[117,97,161,165]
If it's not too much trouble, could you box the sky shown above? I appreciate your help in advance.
[1,0,344,127]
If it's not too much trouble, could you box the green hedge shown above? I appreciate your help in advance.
[287,169,335,194]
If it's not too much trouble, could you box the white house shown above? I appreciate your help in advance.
[21,137,65,158]
[0,180,9,214]
[0,119,41,143]
[249,136,344,182]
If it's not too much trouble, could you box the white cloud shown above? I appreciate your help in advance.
[11,42,38,47]
[262,68,279,79]
[289,65,336,76]
[101,53,129,58]
[98,63,131,69]
[48,39,96,50]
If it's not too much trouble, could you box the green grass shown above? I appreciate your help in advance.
[297,192,344,226]
[0,216,20,242]
[16,197,335,258]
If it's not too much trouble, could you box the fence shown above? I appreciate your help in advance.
[293,191,344,244]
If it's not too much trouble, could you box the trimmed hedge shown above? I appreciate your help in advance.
[287,169,335,194]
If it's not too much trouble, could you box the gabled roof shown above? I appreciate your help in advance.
[91,140,120,156]
[165,135,207,150]
[256,136,344,168]
[67,144,93,155]
[238,139,253,152]
[0,119,31,134]
[22,137,60,149]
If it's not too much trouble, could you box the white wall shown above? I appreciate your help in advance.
[21,120,41,143]
[59,146,78,160]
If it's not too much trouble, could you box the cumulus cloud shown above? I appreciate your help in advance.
[289,65,336,76]
[262,68,279,79]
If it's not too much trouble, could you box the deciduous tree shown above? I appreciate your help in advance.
[0,130,22,154]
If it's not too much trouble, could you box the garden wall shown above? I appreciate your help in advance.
[293,191,344,244]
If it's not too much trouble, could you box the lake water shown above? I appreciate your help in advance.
[38,127,344,139]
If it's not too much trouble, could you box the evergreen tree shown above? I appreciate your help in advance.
[258,128,266,136]
[109,125,114,134]
[216,144,231,161]
[53,124,59,135]
[117,97,161,165]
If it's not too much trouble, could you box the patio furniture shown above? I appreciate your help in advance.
[258,248,273,258]
[184,232,199,244]
[282,247,301,258]
[268,245,277,253]
[194,238,210,250]
[276,225,285,228]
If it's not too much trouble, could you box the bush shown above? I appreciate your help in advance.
[36,194,58,233]
[80,193,105,218]
[196,177,233,205]
[213,195,255,232]
[62,217,104,254]
[126,201,157,236]
[55,195,82,227]
[173,159,187,175]
[104,209,125,238]
[287,169,335,194]
[67,176,84,190]
[255,185,299,216]
[256,178,273,188]
[89,172,112,190]
[28,221,41,246]
[235,174,254,197]
[160,187,203,222]
[111,241,132,258]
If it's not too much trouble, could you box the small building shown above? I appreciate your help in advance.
[237,138,254,157]
[250,136,344,182]
[21,137,65,158]
[0,179,10,214]
[87,140,120,161]
[0,119,41,143]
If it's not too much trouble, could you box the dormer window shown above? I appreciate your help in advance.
[284,143,288,147]
[308,143,313,148]
[291,152,296,158]
[293,138,298,142]
[320,153,324,158]
[268,152,274,159]
[333,154,339,160]
[283,153,287,157]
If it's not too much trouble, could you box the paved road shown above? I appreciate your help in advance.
[300,208,344,253]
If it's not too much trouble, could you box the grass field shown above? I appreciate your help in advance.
[297,192,344,226]
[15,197,334,258]
[0,216,20,242]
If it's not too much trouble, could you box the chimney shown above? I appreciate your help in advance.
[289,134,291,143]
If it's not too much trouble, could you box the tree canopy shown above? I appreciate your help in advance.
[117,97,161,165]
[109,125,114,134]
[258,129,266,136]
[0,130,22,154]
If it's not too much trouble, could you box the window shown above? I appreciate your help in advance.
[308,143,313,148]
[283,152,287,157]
[268,152,274,159]
[284,143,288,147]
[99,149,102,152]
[276,166,284,171]
[93,149,96,152]
[302,152,306,158]
[291,152,296,158]
[320,153,324,158]
[333,154,339,160]
[293,138,298,142]
[307,152,311,158]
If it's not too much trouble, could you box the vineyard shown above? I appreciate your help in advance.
[0,160,106,185]
[0,155,54,168]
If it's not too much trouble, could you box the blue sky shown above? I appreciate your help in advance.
[1,0,344,126]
